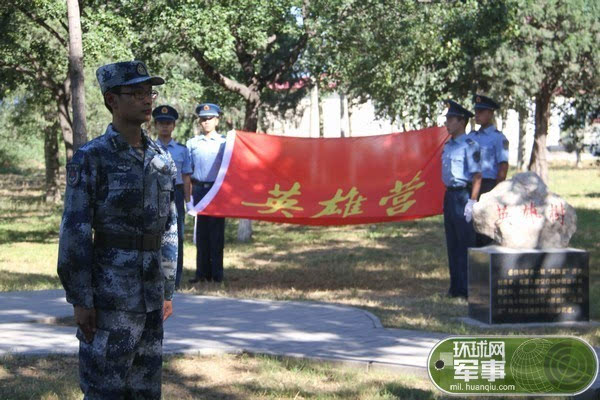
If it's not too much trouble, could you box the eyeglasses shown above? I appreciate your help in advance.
[115,89,159,100]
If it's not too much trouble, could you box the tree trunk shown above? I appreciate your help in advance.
[67,0,88,152]
[516,105,528,171]
[528,90,552,183]
[237,96,261,242]
[309,82,319,138]
[340,92,349,138]
[44,121,61,203]
[56,85,74,162]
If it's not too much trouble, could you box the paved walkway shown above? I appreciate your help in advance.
[1,290,599,398]
[0,290,446,376]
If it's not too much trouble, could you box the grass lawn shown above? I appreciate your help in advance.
[0,353,569,400]
[0,165,597,399]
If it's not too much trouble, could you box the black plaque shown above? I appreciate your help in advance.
[468,246,589,324]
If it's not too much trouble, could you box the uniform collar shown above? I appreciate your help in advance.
[477,124,496,135]
[107,124,164,163]
[450,132,467,144]
[157,138,175,149]
[198,131,220,140]
[107,124,130,151]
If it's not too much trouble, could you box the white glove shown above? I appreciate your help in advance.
[185,195,195,212]
[464,199,477,223]
[186,201,195,212]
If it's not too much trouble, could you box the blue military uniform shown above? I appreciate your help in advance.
[153,105,192,289]
[57,61,176,400]
[186,103,226,282]
[471,94,509,246]
[442,100,481,298]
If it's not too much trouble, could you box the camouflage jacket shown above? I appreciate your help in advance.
[57,124,178,313]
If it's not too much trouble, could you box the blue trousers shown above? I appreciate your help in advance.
[475,178,497,247]
[192,184,225,282]
[174,185,185,288]
[443,189,476,298]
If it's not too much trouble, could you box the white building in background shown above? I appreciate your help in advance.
[262,90,572,167]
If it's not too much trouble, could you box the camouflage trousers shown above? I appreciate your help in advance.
[77,308,163,400]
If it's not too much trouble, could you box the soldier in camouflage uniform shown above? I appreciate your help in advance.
[57,60,178,400]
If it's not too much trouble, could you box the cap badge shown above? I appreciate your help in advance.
[476,96,481,103]
[203,105,210,111]
[136,63,147,76]
[161,107,168,114]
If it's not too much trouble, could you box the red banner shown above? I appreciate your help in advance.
[191,128,448,225]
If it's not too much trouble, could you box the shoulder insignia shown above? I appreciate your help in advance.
[473,150,481,162]
[66,163,81,187]
[503,139,509,150]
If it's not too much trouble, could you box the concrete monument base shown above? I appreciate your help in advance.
[468,246,589,324]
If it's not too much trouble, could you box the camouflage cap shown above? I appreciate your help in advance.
[96,61,165,94]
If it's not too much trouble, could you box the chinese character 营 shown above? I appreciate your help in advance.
[379,171,425,216]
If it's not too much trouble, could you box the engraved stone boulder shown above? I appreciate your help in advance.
[472,172,577,249]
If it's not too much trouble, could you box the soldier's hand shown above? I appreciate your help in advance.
[74,306,96,343]
[464,199,477,223]
[163,300,173,321]
[185,200,195,212]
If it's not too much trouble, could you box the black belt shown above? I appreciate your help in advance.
[192,180,214,189]
[94,231,161,251]
[446,185,471,192]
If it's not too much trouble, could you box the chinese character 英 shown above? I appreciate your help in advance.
[241,182,303,218]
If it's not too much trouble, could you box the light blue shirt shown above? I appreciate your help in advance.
[442,133,482,188]
[469,125,509,179]
[186,132,226,182]
[156,138,192,185]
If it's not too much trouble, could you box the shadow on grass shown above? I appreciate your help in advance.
[0,355,80,400]
[219,218,448,293]
[0,354,240,400]
[0,353,445,400]
[0,227,59,245]
[0,271,62,292]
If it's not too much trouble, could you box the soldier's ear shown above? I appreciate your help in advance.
[104,92,117,112]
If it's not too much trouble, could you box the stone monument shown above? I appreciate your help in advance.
[468,172,588,324]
